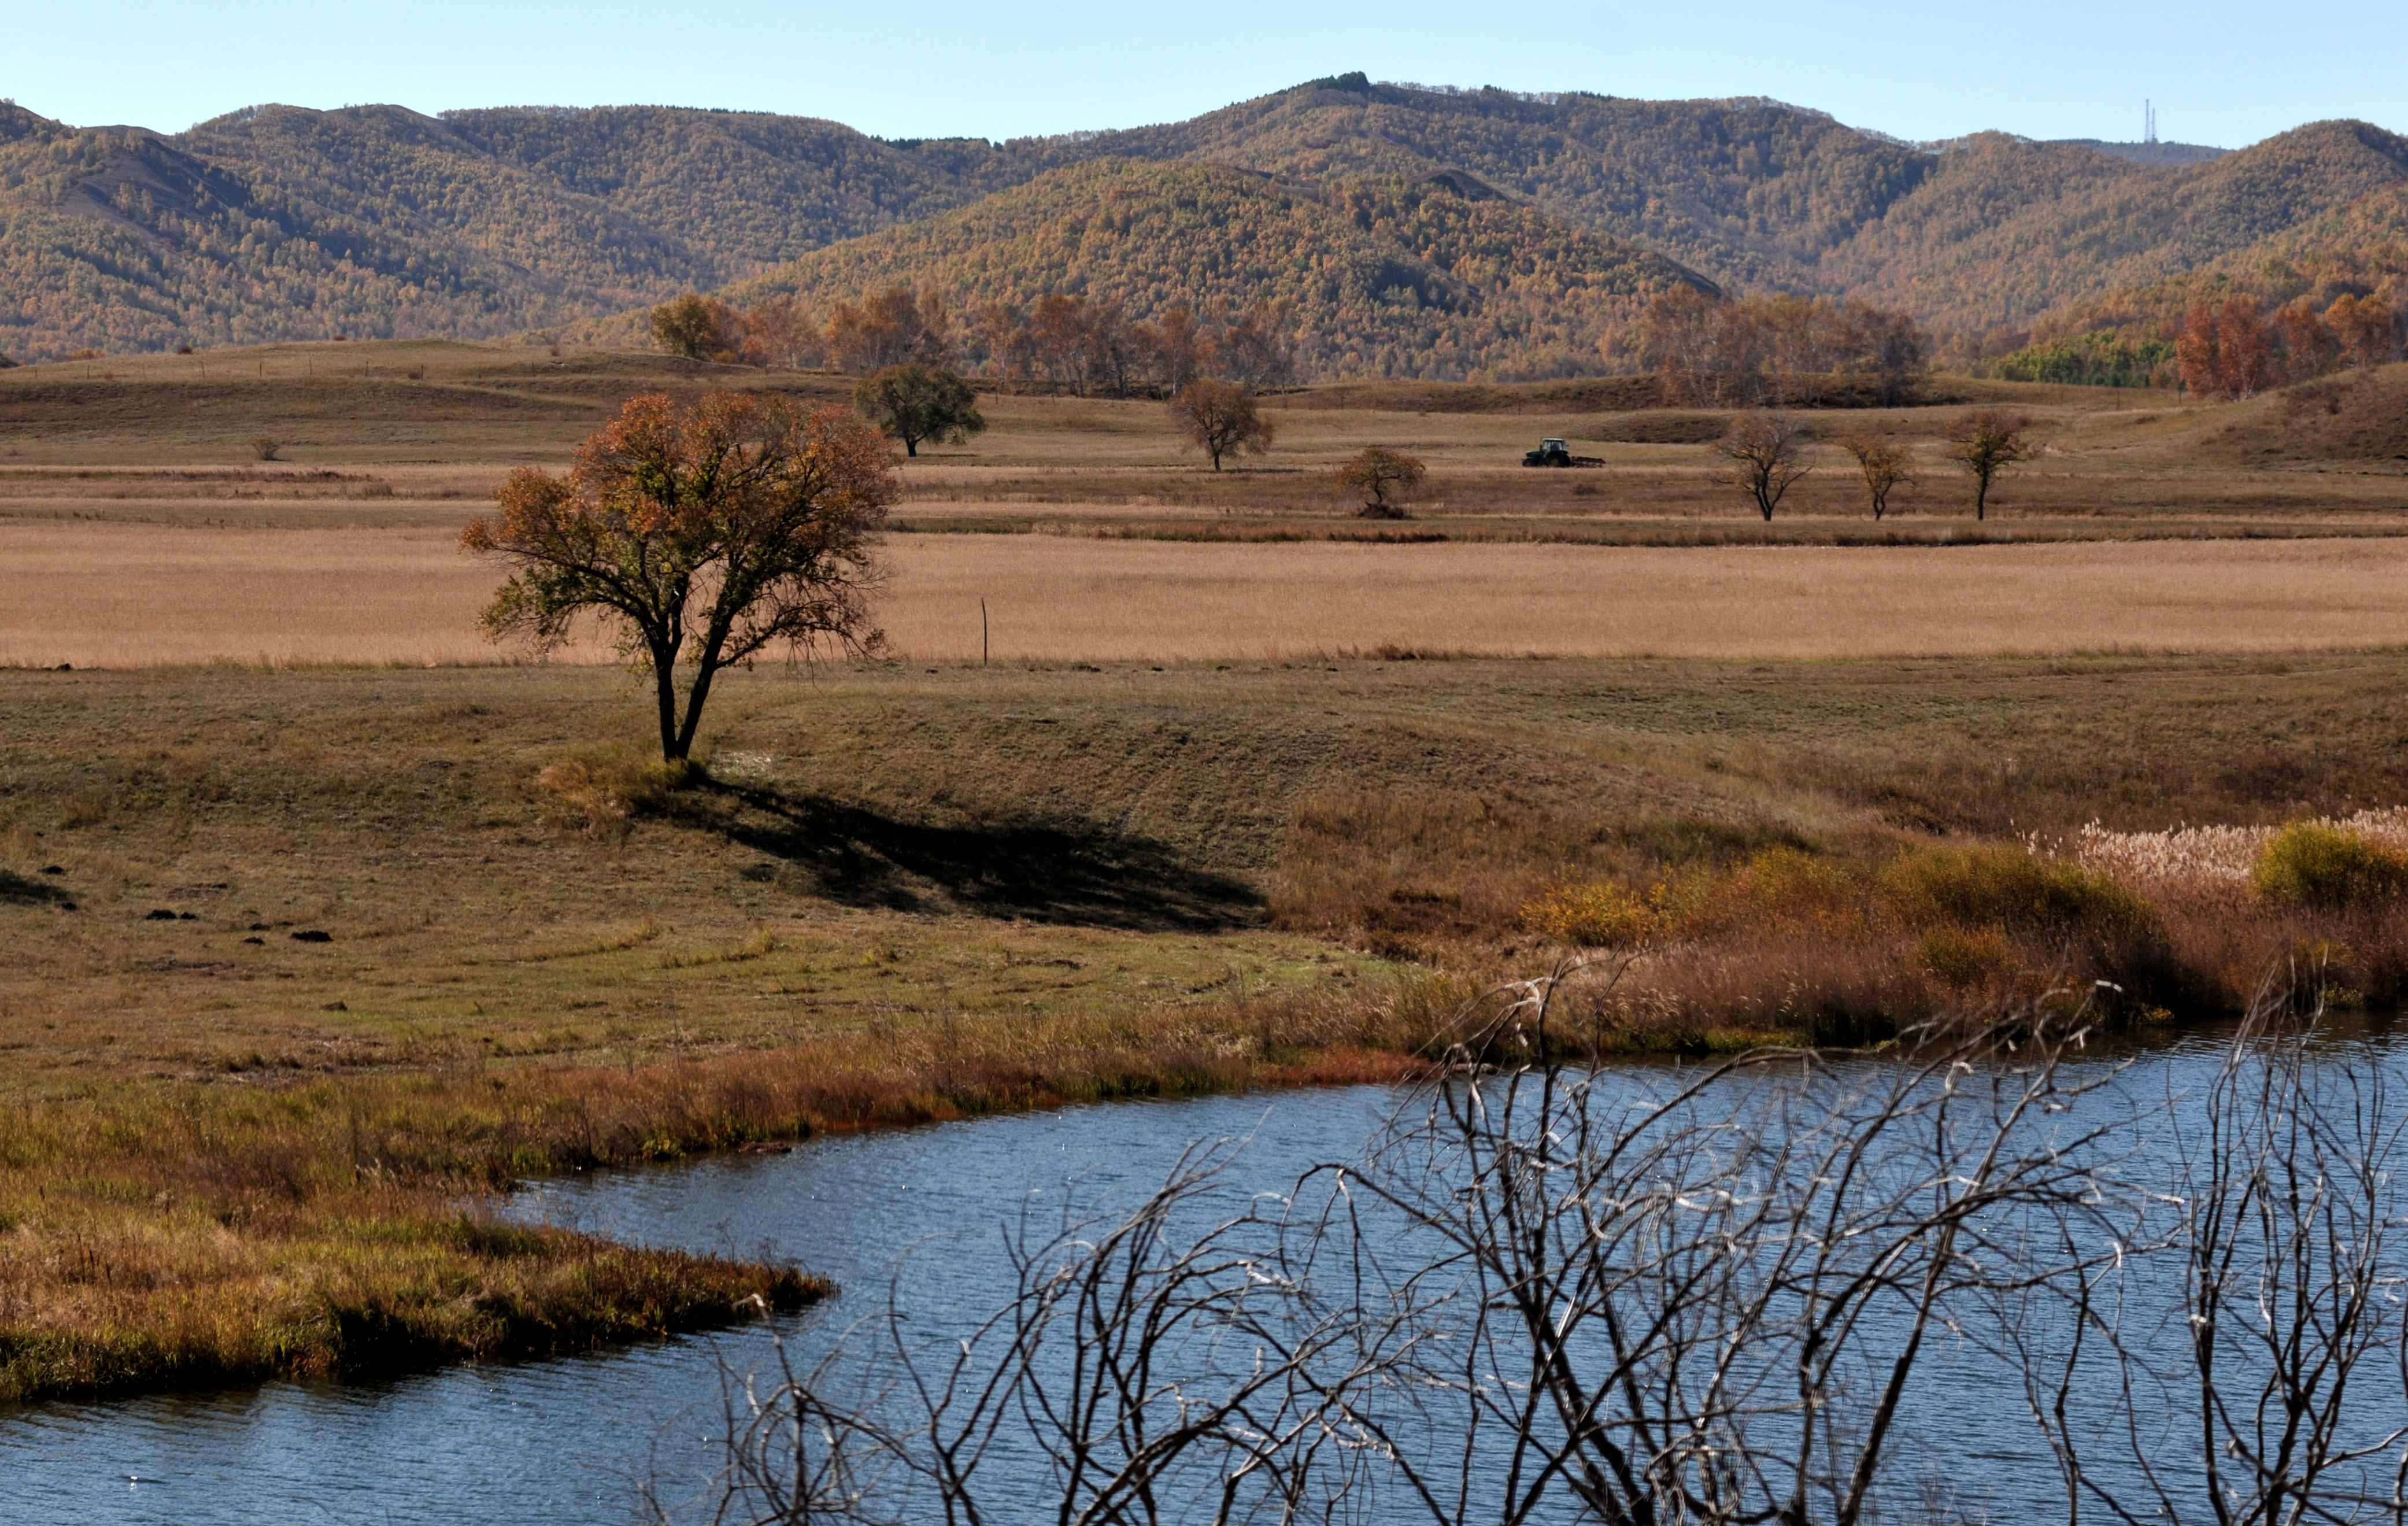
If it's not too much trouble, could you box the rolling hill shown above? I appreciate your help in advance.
[709,159,1715,380]
[0,79,2401,370]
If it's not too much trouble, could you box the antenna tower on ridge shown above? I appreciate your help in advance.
[2145,100,2158,145]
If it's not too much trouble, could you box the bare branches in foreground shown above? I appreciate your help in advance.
[691,968,2408,1525]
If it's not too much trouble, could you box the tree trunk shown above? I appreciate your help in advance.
[903,437,918,457]
[653,656,682,763]
[675,658,720,763]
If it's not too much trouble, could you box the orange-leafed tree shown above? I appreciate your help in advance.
[824,287,952,374]
[463,392,895,763]
[2326,293,2401,369]
[1211,302,1301,388]
[2273,300,2340,381]
[2176,297,2280,399]
[1640,283,1723,405]
[738,296,822,370]
[1136,305,1205,394]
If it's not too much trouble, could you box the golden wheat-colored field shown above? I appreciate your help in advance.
[9,523,2408,668]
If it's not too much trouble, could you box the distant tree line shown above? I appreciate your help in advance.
[1637,287,1932,407]
[660,279,1949,405]
[2173,290,2403,398]
[1982,286,2404,394]
[649,285,1300,396]
[1988,331,2176,388]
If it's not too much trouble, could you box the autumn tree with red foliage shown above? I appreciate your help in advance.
[463,393,894,762]
[2273,300,2341,380]
[1643,287,1928,407]
[737,295,823,370]
[2176,298,2281,398]
[1134,306,1205,394]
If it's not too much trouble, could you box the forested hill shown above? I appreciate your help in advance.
[1819,121,2408,333]
[0,80,2401,366]
[712,160,1715,381]
[0,102,1024,357]
[1058,82,2406,339]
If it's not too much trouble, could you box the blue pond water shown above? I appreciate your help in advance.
[6,1029,2405,1525]
[2,1087,1403,1526]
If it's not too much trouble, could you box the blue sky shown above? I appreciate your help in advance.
[10,1,2400,148]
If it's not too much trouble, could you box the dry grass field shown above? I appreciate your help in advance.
[12,524,2408,668]
[5,339,2405,672]
[8,338,2408,1406]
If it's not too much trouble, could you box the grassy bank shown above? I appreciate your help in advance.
[8,651,2408,1404]
[0,997,1427,1406]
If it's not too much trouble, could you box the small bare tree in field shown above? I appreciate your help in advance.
[1836,430,1916,519]
[1337,446,1427,518]
[1167,378,1273,471]
[1946,409,2033,520]
[462,391,893,764]
[1712,411,1812,520]
[250,437,282,462]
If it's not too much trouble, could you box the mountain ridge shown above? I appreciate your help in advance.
[0,83,2399,369]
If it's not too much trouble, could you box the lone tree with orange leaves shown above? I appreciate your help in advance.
[463,391,894,764]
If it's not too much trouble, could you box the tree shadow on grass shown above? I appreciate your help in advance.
[0,869,71,907]
[696,781,1265,933]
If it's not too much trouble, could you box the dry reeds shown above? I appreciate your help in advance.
[0,990,1438,1406]
[2064,808,2408,889]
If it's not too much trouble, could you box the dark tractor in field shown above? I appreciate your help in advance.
[1522,437,1604,468]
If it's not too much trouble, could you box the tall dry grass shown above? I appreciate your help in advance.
[0,992,1438,1406]
[2061,807,2408,888]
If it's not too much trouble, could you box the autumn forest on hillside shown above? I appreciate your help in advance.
[2,77,2406,387]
